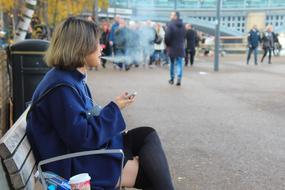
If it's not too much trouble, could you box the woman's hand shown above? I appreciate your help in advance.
[115,92,135,109]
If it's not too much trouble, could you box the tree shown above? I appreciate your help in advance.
[14,0,38,42]
[0,0,16,11]
[0,0,25,42]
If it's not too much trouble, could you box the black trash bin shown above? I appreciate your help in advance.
[8,39,50,122]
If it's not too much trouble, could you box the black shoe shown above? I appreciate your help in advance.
[176,80,181,86]
[125,65,130,71]
[168,79,174,85]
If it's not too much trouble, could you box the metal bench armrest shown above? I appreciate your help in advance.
[37,149,124,190]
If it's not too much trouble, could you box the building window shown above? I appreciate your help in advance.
[276,15,279,20]
[228,23,231,27]
[237,23,240,27]
[228,17,231,21]
[276,22,279,26]
[232,17,235,21]
[242,23,245,27]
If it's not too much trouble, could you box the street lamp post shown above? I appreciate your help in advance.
[214,0,222,71]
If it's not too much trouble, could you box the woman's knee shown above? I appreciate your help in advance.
[138,126,156,134]
[128,126,156,138]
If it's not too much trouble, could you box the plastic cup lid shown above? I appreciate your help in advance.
[69,173,91,184]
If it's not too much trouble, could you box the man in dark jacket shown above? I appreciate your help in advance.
[185,24,198,66]
[246,25,261,65]
[165,11,186,86]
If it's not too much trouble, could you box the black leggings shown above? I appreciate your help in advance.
[123,127,175,190]
[261,48,272,64]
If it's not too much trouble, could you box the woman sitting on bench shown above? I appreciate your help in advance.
[26,17,175,190]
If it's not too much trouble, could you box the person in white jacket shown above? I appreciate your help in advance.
[153,23,166,66]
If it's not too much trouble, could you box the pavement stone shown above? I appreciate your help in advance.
[87,55,285,190]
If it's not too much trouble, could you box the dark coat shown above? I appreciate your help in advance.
[262,31,274,49]
[185,29,198,50]
[26,68,126,189]
[247,29,261,48]
[100,30,112,56]
[165,19,186,58]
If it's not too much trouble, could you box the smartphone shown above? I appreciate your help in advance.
[127,91,137,99]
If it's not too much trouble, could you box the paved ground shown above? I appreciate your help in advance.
[87,55,285,190]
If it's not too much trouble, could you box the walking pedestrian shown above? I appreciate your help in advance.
[100,22,112,68]
[246,25,261,65]
[261,25,274,64]
[185,24,198,66]
[165,11,186,86]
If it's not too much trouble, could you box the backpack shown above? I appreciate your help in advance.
[154,32,163,44]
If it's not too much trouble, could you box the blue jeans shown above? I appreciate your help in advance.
[247,47,258,64]
[170,57,183,80]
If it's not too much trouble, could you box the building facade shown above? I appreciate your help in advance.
[107,0,285,36]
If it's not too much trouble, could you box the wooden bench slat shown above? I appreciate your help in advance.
[0,109,29,159]
[0,159,10,190]
[19,168,39,190]
[10,150,36,189]
[4,136,32,174]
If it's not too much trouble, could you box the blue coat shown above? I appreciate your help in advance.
[165,19,186,58]
[109,22,119,43]
[247,29,260,48]
[26,68,126,189]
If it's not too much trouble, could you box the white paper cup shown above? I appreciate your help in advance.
[69,173,91,190]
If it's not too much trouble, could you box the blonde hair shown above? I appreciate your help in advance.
[265,25,273,32]
[45,17,100,70]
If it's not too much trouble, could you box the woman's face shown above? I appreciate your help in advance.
[103,24,108,32]
[85,43,101,67]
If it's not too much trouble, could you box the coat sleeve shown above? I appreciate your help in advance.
[47,87,126,152]
[165,26,172,47]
